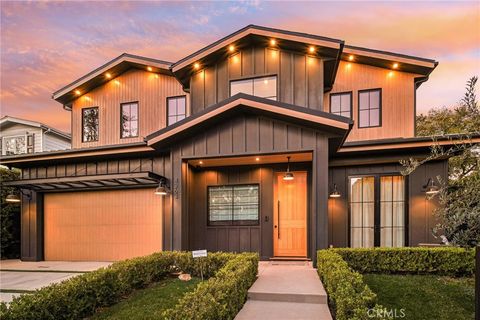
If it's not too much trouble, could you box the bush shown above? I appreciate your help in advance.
[0,251,248,320]
[332,247,475,276]
[163,252,258,320]
[1,167,21,259]
[317,250,378,320]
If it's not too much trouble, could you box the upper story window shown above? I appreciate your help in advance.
[230,75,277,100]
[82,107,99,142]
[121,102,139,138]
[167,96,186,126]
[3,136,26,155]
[330,92,352,118]
[358,89,381,128]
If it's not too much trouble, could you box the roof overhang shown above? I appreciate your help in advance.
[146,93,352,150]
[2,171,163,192]
[52,53,173,106]
[171,25,344,91]
[0,116,71,140]
[342,45,438,77]
[0,142,155,168]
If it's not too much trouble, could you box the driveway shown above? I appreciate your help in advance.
[0,260,111,304]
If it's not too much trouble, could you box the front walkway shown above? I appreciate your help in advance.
[235,261,332,320]
[0,260,111,303]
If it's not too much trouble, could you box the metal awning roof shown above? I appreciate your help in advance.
[2,172,163,192]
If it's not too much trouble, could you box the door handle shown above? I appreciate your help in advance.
[277,200,280,239]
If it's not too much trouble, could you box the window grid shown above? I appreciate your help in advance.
[380,176,405,247]
[330,92,352,118]
[349,177,375,248]
[358,89,381,128]
[121,102,139,138]
[167,96,186,126]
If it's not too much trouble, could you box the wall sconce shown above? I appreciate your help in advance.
[5,189,31,203]
[329,184,341,198]
[283,156,294,181]
[154,178,170,196]
[423,178,440,196]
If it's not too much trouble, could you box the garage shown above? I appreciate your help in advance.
[44,188,163,261]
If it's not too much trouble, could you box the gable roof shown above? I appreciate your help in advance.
[52,53,173,106]
[170,24,344,91]
[0,116,71,140]
[146,93,352,150]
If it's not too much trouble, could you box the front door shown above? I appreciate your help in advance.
[273,171,307,257]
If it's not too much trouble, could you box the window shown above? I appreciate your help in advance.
[121,102,138,138]
[349,175,406,248]
[208,184,259,226]
[167,96,186,126]
[82,107,99,142]
[330,92,352,118]
[3,136,26,155]
[230,76,277,100]
[358,89,381,128]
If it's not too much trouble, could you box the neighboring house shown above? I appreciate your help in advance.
[2,25,479,262]
[0,116,70,156]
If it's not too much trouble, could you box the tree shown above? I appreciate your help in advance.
[0,167,21,258]
[402,76,480,247]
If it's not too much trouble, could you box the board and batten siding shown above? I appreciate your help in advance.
[71,69,187,148]
[190,47,324,114]
[324,61,421,142]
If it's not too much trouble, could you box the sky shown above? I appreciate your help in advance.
[1,1,479,133]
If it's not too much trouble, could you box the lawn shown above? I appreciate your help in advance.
[363,274,475,320]
[91,277,201,320]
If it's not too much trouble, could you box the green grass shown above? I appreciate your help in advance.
[363,274,475,320]
[91,277,201,320]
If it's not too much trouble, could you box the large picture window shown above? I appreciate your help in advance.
[121,102,138,138]
[167,96,186,126]
[230,76,277,100]
[82,107,99,142]
[358,89,381,128]
[349,175,406,248]
[208,184,259,226]
[330,92,352,118]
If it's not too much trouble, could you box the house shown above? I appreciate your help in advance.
[2,25,477,262]
[0,116,70,156]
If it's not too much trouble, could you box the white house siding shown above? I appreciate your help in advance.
[1,124,43,155]
[43,132,71,151]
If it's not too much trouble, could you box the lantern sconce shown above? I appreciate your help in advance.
[329,184,341,198]
[154,178,170,196]
[5,188,31,203]
[423,178,440,196]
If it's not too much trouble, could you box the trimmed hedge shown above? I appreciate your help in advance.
[332,247,475,276]
[317,250,378,320]
[0,251,253,320]
[163,252,258,320]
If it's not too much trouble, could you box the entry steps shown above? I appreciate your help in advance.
[235,261,332,320]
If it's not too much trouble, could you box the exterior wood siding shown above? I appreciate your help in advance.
[190,47,324,113]
[324,61,421,142]
[71,69,187,148]
[328,160,447,248]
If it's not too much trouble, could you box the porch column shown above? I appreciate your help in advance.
[21,190,44,261]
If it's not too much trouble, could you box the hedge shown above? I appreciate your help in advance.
[331,247,475,276]
[317,250,379,320]
[0,251,255,320]
[163,252,258,320]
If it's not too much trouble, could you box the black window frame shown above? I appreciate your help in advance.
[329,91,353,118]
[166,95,187,126]
[120,101,139,139]
[347,173,409,248]
[207,183,260,226]
[358,88,382,128]
[229,74,278,100]
[81,107,99,143]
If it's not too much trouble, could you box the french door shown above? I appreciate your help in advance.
[349,175,407,248]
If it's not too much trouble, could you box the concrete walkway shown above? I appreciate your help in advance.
[235,261,332,320]
[0,260,111,303]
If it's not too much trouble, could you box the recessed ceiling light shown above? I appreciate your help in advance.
[147,66,153,72]
[348,55,354,61]
[229,45,235,52]
[75,90,81,95]
[105,73,112,79]
[194,62,200,69]
[309,46,315,53]
[270,39,276,46]
[393,63,399,69]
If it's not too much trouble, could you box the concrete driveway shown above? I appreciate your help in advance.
[0,260,111,304]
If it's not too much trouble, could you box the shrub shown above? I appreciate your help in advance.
[0,251,248,320]
[317,250,378,320]
[332,247,475,276]
[163,252,258,320]
[1,167,21,259]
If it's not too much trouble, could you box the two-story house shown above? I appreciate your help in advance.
[2,25,477,262]
[0,116,70,156]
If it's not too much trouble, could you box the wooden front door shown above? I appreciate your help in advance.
[273,171,307,257]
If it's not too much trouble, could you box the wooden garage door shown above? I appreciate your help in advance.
[44,188,162,261]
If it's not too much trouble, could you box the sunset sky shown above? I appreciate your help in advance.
[1,1,479,133]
